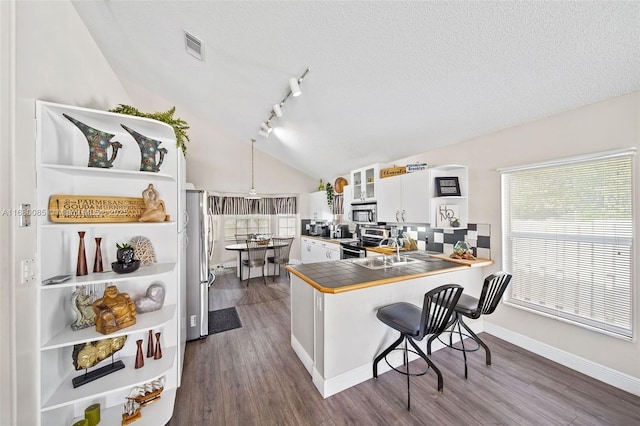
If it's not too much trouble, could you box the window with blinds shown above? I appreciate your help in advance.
[501,150,634,338]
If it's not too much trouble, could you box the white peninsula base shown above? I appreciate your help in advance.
[290,267,485,398]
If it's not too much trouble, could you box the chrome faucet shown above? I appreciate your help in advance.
[379,237,402,258]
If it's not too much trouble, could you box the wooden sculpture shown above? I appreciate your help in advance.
[92,285,137,334]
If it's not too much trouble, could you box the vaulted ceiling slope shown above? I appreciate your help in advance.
[72,1,640,179]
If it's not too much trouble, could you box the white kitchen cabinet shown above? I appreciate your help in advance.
[309,190,333,221]
[377,170,429,223]
[428,165,469,230]
[301,237,340,263]
[36,101,181,425]
[351,164,380,202]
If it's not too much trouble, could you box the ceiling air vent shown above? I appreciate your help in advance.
[184,31,203,60]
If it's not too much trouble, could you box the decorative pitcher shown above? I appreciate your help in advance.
[121,124,168,173]
[63,114,122,168]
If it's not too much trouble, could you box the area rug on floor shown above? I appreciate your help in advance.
[208,307,242,335]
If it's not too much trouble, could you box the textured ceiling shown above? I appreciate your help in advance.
[72,1,640,179]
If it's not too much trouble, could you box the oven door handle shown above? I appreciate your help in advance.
[341,247,365,256]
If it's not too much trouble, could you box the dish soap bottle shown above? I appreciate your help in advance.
[318,179,325,191]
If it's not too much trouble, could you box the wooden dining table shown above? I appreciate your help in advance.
[224,241,289,280]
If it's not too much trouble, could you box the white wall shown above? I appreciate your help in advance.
[394,91,640,382]
[119,83,318,265]
[4,1,131,424]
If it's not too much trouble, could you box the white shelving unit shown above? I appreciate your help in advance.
[428,165,469,230]
[36,101,182,425]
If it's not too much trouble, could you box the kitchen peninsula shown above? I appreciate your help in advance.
[286,253,492,398]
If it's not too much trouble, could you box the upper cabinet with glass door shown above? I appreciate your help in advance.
[351,164,380,203]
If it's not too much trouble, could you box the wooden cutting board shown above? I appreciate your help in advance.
[429,253,493,267]
[367,246,406,255]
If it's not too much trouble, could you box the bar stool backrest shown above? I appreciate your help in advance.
[477,272,513,317]
[418,284,464,340]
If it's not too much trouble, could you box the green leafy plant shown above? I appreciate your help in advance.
[325,182,334,208]
[116,242,133,250]
[109,104,190,156]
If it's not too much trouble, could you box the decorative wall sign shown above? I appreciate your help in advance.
[380,167,406,179]
[435,176,461,196]
[435,204,460,228]
[48,194,146,223]
[380,163,428,179]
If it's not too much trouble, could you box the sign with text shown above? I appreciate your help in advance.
[380,162,427,179]
[435,204,460,228]
[48,194,146,223]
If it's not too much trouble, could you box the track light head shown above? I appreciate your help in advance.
[261,122,272,133]
[258,129,270,138]
[273,103,283,117]
[289,78,301,97]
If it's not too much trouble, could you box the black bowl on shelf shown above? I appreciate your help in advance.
[111,260,140,274]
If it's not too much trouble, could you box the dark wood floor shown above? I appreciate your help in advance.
[168,269,640,425]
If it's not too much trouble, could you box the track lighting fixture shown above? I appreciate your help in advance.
[257,67,310,137]
[289,78,301,97]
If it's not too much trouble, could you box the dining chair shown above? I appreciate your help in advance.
[427,272,512,378]
[373,284,463,410]
[267,237,294,281]
[242,239,270,286]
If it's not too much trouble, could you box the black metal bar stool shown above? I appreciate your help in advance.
[427,272,512,378]
[373,284,463,410]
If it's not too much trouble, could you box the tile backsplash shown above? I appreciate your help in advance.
[399,223,491,259]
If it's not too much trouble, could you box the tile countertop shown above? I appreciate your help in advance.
[286,251,493,294]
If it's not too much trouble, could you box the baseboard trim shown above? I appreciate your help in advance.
[484,323,640,396]
[290,334,313,375]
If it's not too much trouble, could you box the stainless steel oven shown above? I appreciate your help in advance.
[340,241,367,259]
[350,202,377,224]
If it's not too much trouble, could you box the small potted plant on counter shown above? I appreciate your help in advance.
[450,217,460,228]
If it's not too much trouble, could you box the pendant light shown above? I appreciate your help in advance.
[246,139,261,199]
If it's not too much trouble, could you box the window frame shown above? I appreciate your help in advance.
[500,148,636,340]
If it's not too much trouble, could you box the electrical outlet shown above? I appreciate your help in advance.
[190,315,196,327]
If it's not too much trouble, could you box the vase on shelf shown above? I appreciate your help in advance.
[154,332,162,360]
[93,237,103,273]
[147,329,154,358]
[121,124,168,172]
[135,339,144,369]
[76,231,88,276]
[63,113,122,168]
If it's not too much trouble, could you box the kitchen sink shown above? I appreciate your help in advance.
[350,255,424,270]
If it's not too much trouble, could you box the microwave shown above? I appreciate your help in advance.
[350,202,377,224]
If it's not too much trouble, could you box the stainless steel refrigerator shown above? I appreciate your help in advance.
[185,189,215,341]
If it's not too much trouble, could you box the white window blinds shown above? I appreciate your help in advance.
[501,150,634,338]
